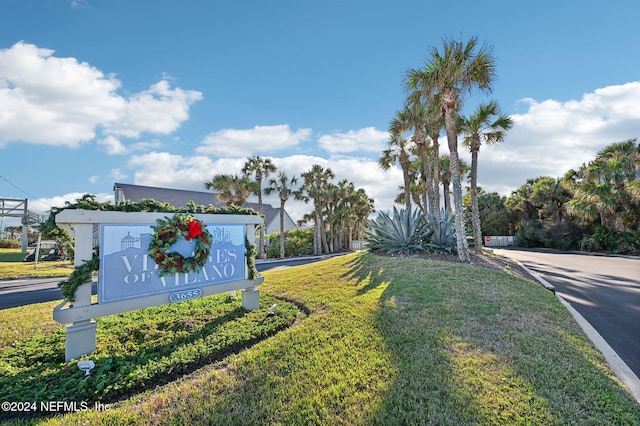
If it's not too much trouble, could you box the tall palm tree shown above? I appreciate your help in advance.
[242,155,277,259]
[379,113,413,213]
[350,187,375,242]
[204,174,254,206]
[413,36,496,262]
[325,182,341,252]
[461,101,513,253]
[397,95,436,217]
[328,180,374,251]
[405,75,444,214]
[264,171,297,258]
[297,164,335,255]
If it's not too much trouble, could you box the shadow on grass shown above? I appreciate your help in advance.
[341,254,390,296]
[0,295,300,423]
[346,253,640,424]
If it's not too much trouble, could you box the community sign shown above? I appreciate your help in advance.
[99,223,246,304]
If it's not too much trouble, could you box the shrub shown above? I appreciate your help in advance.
[579,227,640,254]
[538,220,586,251]
[266,228,314,258]
[0,239,21,249]
[425,210,457,254]
[514,220,545,248]
[365,207,432,255]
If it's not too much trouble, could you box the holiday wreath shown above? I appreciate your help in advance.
[148,213,213,276]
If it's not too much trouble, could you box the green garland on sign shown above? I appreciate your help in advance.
[246,239,259,280]
[51,196,263,302]
[149,214,212,277]
[59,256,99,302]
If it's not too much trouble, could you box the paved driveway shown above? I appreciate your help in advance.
[494,248,640,380]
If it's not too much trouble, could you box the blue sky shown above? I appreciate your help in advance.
[1,0,639,227]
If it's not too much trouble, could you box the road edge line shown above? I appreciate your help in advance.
[503,253,640,404]
[555,296,640,403]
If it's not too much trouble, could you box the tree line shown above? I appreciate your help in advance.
[204,156,374,259]
[377,36,639,258]
[475,138,639,254]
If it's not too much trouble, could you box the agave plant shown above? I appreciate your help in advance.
[425,209,457,254]
[365,207,432,254]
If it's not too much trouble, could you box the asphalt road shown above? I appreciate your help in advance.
[0,256,329,310]
[494,247,640,378]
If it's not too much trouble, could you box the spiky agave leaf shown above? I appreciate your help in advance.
[425,209,457,254]
[365,207,432,254]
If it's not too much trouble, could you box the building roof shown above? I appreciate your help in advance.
[113,182,284,228]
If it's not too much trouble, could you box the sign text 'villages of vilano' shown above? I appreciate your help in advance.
[99,223,246,304]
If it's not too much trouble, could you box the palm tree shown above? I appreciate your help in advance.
[264,171,297,258]
[404,79,446,217]
[530,177,571,223]
[204,174,254,206]
[505,177,542,226]
[351,188,375,242]
[379,113,413,213]
[566,139,640,233]
[297,164,335,255]
[242,155,277,259]
[461,101,513,253]
[328,180,374,251]
[439,154,469,215]
[397,96,436,217]
[413,36,496,262]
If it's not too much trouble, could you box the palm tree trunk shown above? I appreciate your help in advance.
[279,198,286,258]
[431,134,441,214]
[470,145,483,254]
[321,215,330,254]
[257,184,266,259]
[443,180,451,213]
[449,150,471,262]
[416,131,435,217]
[400,150,412,213]
[313,201,322,255]
[444,100,470,263]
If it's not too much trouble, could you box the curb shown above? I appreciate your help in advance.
[498,251,640,404]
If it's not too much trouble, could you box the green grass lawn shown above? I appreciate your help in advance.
[0,249,74,280]
[1,252,639,425]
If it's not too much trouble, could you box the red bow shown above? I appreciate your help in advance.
[185,220,203,240]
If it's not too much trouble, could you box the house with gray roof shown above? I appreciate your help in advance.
[113,183,296,235]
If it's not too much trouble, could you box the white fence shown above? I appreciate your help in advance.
[350,240,368,251]
[484,236,516,247]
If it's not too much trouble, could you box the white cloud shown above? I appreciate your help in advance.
[127,151,242,190]
[474,81,640,196]
[88,176,99,184]
[98,135,126,155]
[28,192,113,216]
[196,124,311,157]
[0,42,201,148]
[71,0,90,9]
[103,80,202,138]
[122,150,401,222]
[318,127,389,153]
[111,168,128,181]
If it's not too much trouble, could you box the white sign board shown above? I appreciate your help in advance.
[99,223,246,304]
